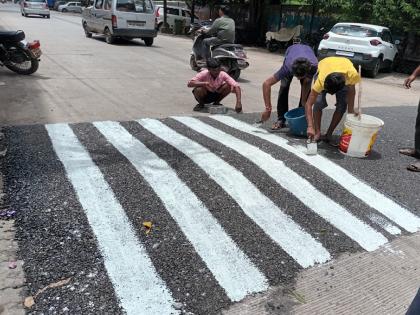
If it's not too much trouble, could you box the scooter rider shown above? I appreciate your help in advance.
[201,5,235,60]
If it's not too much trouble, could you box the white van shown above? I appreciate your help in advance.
[155,5,198,31]
[82,0,157,46]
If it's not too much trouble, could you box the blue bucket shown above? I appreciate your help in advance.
[284,107,307,136]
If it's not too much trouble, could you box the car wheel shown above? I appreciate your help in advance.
[46,15,50,18]
[366,58,381,78]
[385,54,399,73]
[21,12,24,16]
[157,22,163,31]
[104,28,115,44]
[266,40,279,53]
[62,8,67,12]
[83,22,92,38]
[144,37,153,47]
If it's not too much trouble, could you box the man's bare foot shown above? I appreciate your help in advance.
[321,134,339,147]
[399,148,420,158]
[407,161,420,172]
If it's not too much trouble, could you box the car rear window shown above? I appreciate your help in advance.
[331,25,379,38]
[116,0,153,13]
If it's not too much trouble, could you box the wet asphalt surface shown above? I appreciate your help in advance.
[2,106,420,314]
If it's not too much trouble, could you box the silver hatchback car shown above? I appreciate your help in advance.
[21,0,50,18]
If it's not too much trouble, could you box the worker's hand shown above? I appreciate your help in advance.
[204,82,212,90]
[260,110,271,122]
[404,75,416,89]
[307,126,315,140]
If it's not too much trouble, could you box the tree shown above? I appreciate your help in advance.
[372,0,420,34]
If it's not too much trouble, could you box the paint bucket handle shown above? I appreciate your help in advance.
[357,65,362,120]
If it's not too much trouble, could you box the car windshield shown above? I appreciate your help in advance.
[331,25,379,38]
[116,0,153,13]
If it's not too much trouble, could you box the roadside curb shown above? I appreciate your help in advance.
[0,129,26,315]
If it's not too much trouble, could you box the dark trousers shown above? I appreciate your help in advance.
[415,100,420,157]
[277,75,308,121]
[406,288,420,315]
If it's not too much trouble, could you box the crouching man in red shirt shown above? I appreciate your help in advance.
[188,58,242,113]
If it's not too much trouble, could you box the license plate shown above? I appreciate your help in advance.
[30,48,42,58]
[336,50,354,57]
[128,21,145,27]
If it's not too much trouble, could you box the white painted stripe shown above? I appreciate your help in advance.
[210,115,419,234]
[93,121,268,302]
[139,118,331,268]
[368,214,401,235]
[174,116,388,252]
[45,123,178,315]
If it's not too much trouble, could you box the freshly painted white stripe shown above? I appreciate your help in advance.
[139,118,331,268]
[210,115,419,234]
[174,116,388,252]
[368,214,401,235]
[46,123,179,315]
[93,121,268,302]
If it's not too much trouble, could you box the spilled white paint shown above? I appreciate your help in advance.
[139,118,331,268]
[46,123,179,315]
[93,121,268,302]
[211,115,420,234]
[174,116,388,252]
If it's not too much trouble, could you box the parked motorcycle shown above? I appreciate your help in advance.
[0,30,41,75]
[189,21,249,80]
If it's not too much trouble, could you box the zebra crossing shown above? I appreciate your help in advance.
[9,115,420,314]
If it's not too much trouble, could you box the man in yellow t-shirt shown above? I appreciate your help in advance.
[305,57,361,142]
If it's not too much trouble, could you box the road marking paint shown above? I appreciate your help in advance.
[46,123,179,315]
[174,116,388,252]
[139,118,331,267]
[94,121,268,302]
[210,116,419,234]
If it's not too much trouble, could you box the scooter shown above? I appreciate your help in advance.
[189,21,249,80]
[0,30,41,75]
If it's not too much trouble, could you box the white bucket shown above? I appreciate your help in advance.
[339,114,384,158]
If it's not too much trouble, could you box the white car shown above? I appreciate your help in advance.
[20,0,50,18]
[318,23,400,78]
[58,2,82,13]
[155,5,198,32]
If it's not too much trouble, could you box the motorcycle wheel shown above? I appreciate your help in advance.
[5,48,39,75]
[190,55,199,71]
[228,69,241,80]
[267,41,279,53]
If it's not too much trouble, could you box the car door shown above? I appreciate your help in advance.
[92,0,105,32]
[380,30,397,62]
[67,2,75,12]
[115,0,155,31]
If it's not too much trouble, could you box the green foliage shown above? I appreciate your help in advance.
[372,0,420,33]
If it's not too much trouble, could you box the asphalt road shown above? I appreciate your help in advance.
[1,3,420,315]
[0,3,419,126]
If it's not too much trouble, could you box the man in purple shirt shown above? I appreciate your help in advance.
[260,44,318,129]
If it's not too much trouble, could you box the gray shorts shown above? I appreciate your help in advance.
[313,86,348,114]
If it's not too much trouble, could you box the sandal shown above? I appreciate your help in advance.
[321,135,339,147]
[399,148,420,158]
[271,120,286,130]
[193,104,206,112]
[235,105,242,113]
[407,162,420,172]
